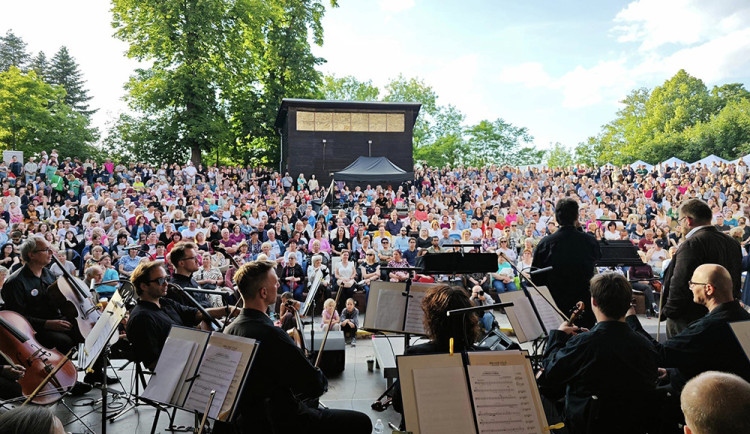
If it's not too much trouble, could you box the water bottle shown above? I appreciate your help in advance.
[373,418,383,434]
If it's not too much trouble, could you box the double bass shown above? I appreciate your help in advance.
[0,310,77,405]
[48,254,101,338]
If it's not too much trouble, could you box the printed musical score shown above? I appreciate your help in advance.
[413,366,476,434]
[184,344,242,419]
[468,364,543,433]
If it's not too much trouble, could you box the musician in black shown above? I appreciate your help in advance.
[540,272,658,434]
[1,236,112,386]
[168,241,213,308]
[532,198,601,328]
[222,259,372,433]
[126,261,228,370]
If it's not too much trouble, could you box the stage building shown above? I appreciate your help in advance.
[274,99,421,184]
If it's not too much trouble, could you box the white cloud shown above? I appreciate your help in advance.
[612,0,750,51]
[556,59,634,108]
[378,0,415,14]
[498,62,551,88]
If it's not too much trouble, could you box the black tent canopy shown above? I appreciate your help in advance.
[333,156,413,183]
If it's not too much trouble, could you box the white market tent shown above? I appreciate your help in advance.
[630,160,653,171]
[691,154,729,167]
[730,154,750,165]
[659,157,686,167]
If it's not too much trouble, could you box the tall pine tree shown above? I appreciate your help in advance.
[49,46,95,117]
[29,51,48,80]
[0,30,30,72]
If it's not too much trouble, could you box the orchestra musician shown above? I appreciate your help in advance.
[167,242,213,308]
[532,198,601,328]
[125,260,230,370]
[1,236,110,388]
[0,360,24,400]
[539,272,658,434]
[222,259,372,433]
[392,284,481,429]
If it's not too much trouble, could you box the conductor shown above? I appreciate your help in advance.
[532,198,601,328]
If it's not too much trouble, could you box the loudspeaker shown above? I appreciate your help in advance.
[305,330,345,376]
[477,328,521,351]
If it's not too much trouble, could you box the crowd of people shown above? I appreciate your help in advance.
[2,150,750,433]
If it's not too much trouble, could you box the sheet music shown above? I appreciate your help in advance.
[373,289,406,331]
[184,344,242,419]
[209,334,258,420]
[730,320,750,362]
[468,364,545,433]
[168,327,211,406]
[142,339,197,404]
[80,291,127,370]
[412,366,476,434]
[500,292,544,343]
[171,343,200,404]
[529,291,564,334]
[404,290,426,335]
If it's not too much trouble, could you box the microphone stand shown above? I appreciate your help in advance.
[167,283,222,330]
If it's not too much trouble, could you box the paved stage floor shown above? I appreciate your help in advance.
[43,312,664,433]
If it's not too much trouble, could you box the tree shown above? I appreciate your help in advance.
[383,74,438,148]
[320,75,379,101]
[111,0,335,166]
[29,51,48,80]
[48,46,95,117]
[545,142,574,168]
[463,118,537,166]
[0,66,97,156]
[0,30,30,72]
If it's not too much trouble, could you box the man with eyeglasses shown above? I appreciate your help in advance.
[626,264,750,424]
[2,237,111,388]
[126,261,229,370]
[167,241,214,308]
[661,199,742,337]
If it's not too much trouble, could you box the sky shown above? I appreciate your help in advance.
[3,0,750,151]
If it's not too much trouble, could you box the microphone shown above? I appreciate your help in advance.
[530,266,553,276]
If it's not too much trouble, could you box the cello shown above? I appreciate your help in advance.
[47,254,101,338]
[0,310,77,405]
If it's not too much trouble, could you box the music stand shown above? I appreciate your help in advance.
[596,240,644,267]
[301,269,324,359]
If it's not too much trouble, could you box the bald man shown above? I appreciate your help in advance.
[627,264,750,393]
[681,371,750,434]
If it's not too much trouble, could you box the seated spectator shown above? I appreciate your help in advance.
[281,255,305,301]
[308,254,331,300]
[334,250,357,303]
[340,298,359,345]
[491,253,517,293]
[320,298,340,331]
[470,285,495,332]
[388,249,410,282]
[359,249,381,300]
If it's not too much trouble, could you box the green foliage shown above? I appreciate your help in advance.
[48,46,96,117]
[545,142,574,168]
[383,74,438,148]
[29,51,48,80]
[0,66,97,156]
[463,119,538,167]
[0,30,30,72]
[321,75,379,101]
[110,0,334,166]
[583,70,750,165]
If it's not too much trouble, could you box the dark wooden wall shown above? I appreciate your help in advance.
[278,103,418,185]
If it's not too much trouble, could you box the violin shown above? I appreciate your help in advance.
[48,254,101,338]
[567,301,585,326]
[0,311,77,405]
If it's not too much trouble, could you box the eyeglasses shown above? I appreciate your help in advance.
[148,276,169,286]
[688,280,709,288]
[34,248,53,254]
[366,253,375,257]
[181,256,197,262]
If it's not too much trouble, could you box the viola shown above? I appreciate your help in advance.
[0,310,77,405]
[48,254,101,338]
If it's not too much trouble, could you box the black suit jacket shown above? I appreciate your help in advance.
[532,226,601,328]
[661,226,742,322]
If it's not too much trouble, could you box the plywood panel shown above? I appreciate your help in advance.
[386,113,405,132]
[369,113,387,132]
[297,111,315,131]
[333,112,351,131]
[315,112,333,131]
[351,113,369,131]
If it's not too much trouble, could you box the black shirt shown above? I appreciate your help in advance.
[169,273,212,308]
[542,321,658,433]
[125,298,199,367]
[627,300,750,391]
[2,265,63,331]
[224,308,327,431]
